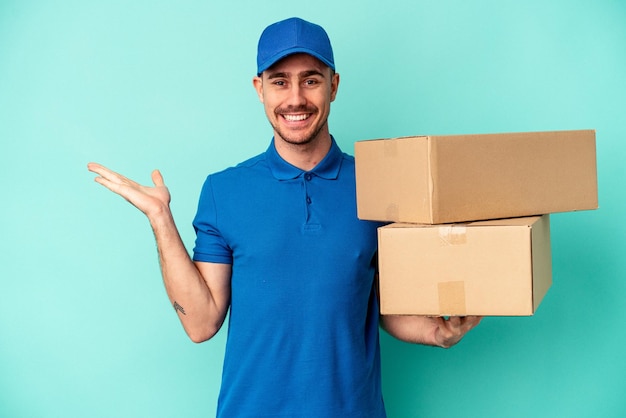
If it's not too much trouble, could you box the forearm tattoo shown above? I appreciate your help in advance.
[173,301,186,315]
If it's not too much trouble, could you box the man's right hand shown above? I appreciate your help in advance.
[87,162,232,342]
[87,162,171,218]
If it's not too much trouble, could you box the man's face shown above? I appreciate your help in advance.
[253,53,339,147]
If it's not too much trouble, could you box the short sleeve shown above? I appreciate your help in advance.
[192,175,233,264]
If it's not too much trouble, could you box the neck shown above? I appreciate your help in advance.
[274,132,332,171]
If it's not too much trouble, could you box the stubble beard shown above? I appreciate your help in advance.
[270,106,328,147]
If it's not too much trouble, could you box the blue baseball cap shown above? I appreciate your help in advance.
[256,17,335,76]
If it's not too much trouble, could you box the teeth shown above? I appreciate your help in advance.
[283,114,309,121]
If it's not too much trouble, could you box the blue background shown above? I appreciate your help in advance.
[1,1,624,417]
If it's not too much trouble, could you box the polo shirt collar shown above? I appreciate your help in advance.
[267,136,342,180]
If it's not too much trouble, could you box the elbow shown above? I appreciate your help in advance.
[186,323,221,344]
[188,333,210,344]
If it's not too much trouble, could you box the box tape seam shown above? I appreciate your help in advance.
[439,224,467,246]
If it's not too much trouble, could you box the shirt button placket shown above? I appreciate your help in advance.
[305,173,313,205]
[303,173,313,223]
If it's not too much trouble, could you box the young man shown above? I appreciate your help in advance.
[88,17,480,417]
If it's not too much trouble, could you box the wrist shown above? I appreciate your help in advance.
[147,203,174,228]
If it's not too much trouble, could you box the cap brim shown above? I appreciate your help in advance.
[257,47,335,75]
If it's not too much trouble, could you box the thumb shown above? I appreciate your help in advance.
[151,169,165,187]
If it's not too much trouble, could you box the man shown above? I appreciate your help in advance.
[88,17,480,417]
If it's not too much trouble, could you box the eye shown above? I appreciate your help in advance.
[304,79,319,86]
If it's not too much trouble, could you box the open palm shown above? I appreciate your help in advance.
[87,162,171,217]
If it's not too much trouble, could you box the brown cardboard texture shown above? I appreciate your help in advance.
[378,215,552,316]
[355,130,598,224]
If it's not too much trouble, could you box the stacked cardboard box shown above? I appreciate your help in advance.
[355,130,598,316]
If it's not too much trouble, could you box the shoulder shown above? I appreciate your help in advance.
[207,152,269,182]
[338,151,356,177]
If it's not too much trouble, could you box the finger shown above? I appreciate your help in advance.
[88,164,137,196]
[87,162,106,174]
[466,316,483,328]
[445,316,462,328]
[444,316,478,334]
[151,169,165,187]
[93,173,125,194]
[455,316,481,334]
[90,164,141,189]
[87,162,121,181]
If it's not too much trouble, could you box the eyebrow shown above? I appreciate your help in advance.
[267,69,326,80]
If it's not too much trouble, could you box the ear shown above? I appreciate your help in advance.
[330,72,340,102]
[252,76,264,103]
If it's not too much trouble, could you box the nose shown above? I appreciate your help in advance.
[285,83,307,108]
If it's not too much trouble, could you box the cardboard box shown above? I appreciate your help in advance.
[378,215,551,316]
[355,130,598,224]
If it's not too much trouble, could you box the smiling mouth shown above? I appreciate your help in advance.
[282,114,310,122]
